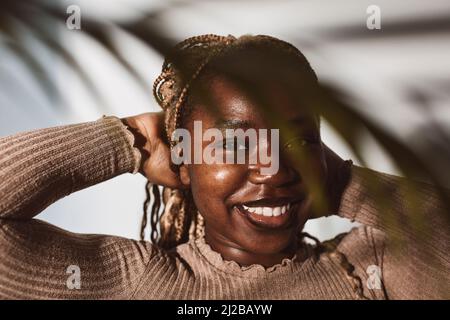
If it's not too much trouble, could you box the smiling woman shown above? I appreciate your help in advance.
[0,34,449,300]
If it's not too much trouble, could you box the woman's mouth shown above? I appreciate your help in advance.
[233,199,302,229]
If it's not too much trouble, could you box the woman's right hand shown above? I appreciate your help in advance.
[122,112,184,189]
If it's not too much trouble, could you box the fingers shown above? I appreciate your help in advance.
[146,169,185,190]
[143,147,185,189]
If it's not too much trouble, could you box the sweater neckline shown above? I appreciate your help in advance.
[191,234,310,277]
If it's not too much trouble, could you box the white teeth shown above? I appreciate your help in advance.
[262,207,272,216]
[241,204,292,217]
[273,207,281,216]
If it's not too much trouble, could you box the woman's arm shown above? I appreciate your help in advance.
[338,165,450,299]
[0,218,156,299]
[0,116,141,220]
[0,115,173,299]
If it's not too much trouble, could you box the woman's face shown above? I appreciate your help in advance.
[179,75,327,257]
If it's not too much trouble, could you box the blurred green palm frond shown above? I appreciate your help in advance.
[0,0,177,110]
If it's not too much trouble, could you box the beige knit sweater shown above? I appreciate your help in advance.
[0,116,448,300]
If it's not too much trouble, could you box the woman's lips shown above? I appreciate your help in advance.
[233,202,298,229]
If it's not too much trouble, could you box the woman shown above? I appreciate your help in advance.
[0,34,448,299]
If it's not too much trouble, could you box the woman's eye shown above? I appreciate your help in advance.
[223,139,247,151]
[223,140,234,150]
[283,136,316,150]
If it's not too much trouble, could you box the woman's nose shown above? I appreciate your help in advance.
[248,159,300,187]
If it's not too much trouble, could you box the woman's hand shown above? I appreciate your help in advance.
[312,143,353,218]
[122,112,184,189]
[324,143,353,214]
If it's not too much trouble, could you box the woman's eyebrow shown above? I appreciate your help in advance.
[289,115,320,130]
[213,116,316,131]
[214,119,253,130]
[289,115,308,125]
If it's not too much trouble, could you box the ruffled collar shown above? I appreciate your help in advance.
[190,234,311,277]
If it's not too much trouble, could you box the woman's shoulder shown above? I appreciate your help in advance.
[314,226,387,299]
[321,225,386,262]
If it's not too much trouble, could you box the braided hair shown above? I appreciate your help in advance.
[142,34,319,249]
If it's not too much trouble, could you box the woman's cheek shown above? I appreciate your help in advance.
[191,163,246,195]
[189,164,246,210]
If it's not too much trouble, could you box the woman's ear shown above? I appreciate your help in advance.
[179,164,191,187]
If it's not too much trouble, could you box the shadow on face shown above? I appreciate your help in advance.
[177,70,327,256]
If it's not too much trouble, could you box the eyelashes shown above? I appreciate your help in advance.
[221,138,247,151]
[283,136,319,150]
[217,135,319,152]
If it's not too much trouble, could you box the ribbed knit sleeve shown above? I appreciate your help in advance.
[338,165,450,299]
[0,116,141,219]
[0,117,155,299]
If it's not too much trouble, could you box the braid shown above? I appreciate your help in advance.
[140,182,162,243]
[140,181,151,241]
[150,184,161,243]
[142,34,318,250]
[153,34,237,146]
